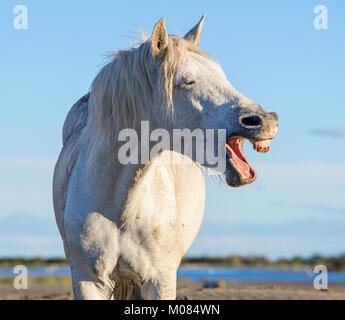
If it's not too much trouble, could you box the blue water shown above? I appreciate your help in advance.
[0,266,71,277]
[1,266,345,282]
[178,267,345,282]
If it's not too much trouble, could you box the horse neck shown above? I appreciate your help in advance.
[83,102,184,209]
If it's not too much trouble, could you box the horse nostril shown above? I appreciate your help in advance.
[240,115,262,127]
[270,112,279,121]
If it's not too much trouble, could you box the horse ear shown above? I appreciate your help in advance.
[184,15,205,47]
[151,18,168,58]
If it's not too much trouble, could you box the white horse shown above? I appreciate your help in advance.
[53,16,279,300]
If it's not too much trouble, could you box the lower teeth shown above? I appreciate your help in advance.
[254,146,270,153]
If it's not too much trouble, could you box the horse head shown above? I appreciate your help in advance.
[149,16,279,187]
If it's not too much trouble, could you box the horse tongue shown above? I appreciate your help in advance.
[251,139,271,149]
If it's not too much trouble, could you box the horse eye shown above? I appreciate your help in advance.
[175,79,196,89]
[185,80,196,86]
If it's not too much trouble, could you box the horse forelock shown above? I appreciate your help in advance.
[85,35,209,151]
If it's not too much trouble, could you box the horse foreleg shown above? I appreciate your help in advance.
[142,271,177,300]
[70,264,114,300]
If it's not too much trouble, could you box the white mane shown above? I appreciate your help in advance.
[86,36,209,150]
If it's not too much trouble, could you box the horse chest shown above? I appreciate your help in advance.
[122,156,206,256]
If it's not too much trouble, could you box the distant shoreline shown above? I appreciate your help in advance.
[1,254,345,271]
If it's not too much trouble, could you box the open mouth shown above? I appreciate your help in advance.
[225,136,271,182]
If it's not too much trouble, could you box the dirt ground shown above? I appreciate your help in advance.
[1,277,344,300]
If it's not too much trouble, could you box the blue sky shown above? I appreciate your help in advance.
[0,0,344,259]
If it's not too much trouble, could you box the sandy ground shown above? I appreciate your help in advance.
[1,277,345,300]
